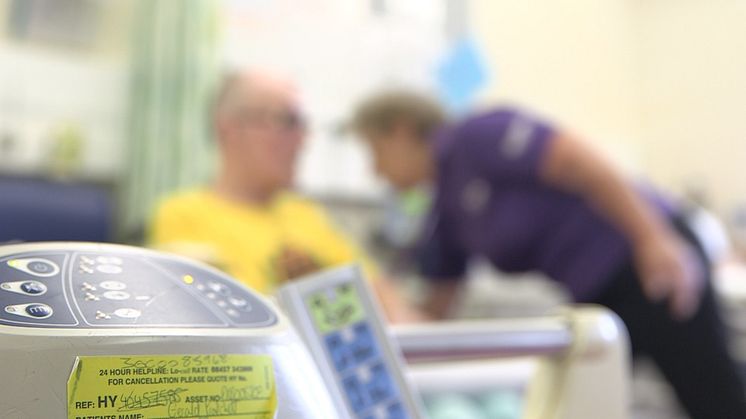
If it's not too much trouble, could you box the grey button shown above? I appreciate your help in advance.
[8,258,60,277]
[103,291,130,301]
[29,262,53,274]
[228,297,251,311]
[208,282,230,296]
[97,256,123,265]
[97,265,123,274]
[99,281,126,291]
[114,308,141,319]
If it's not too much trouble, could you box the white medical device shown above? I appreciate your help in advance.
[0,242,339,419]
[277,265,425,419]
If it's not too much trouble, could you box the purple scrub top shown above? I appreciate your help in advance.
[419,108,674,301]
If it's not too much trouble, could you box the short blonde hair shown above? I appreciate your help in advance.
[351,89,446,140]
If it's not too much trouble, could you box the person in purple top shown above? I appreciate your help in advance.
[352,90,746,419]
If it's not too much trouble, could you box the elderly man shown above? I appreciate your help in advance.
[151,71,418,322]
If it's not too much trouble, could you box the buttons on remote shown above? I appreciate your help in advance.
[189,276,254,320]
[114,308,141,319]
[0,251,273,329]
[97,256,122,265]
[100,281,126,291]
[25,304,53,318]
[1,280,48,296]
[103,291,130,301]
[207,282,230,296]
[20,281,46,295]
[97,264,123,275]
[7,258,60,277]
[228,296,251,311]
[5,303,53,319]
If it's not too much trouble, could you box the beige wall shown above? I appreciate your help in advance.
[472,0,746,215]
[638,0,746,213]
[471,0,643,169]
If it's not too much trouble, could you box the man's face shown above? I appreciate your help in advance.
[223,82,306,191]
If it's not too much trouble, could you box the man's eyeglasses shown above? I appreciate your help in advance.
[240,108,307,132]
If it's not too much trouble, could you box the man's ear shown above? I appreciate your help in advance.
[215,117,234,145]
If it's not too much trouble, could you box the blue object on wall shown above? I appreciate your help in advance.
[436,35,489,114]
[0,178,112,243]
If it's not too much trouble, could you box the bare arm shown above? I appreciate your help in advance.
[371,276,434,323]
[540,132,703,319]
[420,281,462,320]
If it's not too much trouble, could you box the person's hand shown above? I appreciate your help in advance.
[633,230,705,320]
[274,245,321,282]
[370,276,434,324]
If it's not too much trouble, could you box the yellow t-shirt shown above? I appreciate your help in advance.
[150,188,374,294]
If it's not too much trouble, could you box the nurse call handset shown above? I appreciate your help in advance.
[278,265,425,419]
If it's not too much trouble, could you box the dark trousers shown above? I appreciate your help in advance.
[593,217,746,419]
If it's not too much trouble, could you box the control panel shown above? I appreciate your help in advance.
[0,247,276,329]
[278,265,423,419]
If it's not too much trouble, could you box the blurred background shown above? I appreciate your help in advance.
[1,1,746,417]
[1,0,746,246]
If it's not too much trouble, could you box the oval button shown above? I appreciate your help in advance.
[97,256,123,265]
[103,291,131,301]
[25,303,53,318]
[100,281,126,291]
[97,265,123,274]
[20,281,47,295]
[7,258,60,277]
[114,308,141,319]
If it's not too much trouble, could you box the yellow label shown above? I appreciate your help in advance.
[67,354,277,419]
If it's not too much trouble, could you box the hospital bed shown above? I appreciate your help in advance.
[395,308,631,419]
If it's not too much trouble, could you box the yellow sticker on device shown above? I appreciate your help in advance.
[67,354,277,419]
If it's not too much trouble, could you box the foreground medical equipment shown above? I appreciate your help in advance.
[0,242,338,419]
[0,241,631,419]
[395,308,631,419]
[278,266,425,418]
